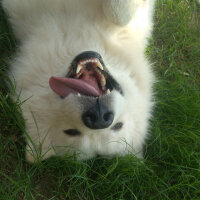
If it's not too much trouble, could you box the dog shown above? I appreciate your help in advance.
[3,0,155,162]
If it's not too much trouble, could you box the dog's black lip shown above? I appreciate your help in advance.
[101,70,123,95]
[66,51,124,96]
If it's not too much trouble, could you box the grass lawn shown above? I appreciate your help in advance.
[0,0,200,199]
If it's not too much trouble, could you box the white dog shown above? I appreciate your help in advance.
[3,0,155,162]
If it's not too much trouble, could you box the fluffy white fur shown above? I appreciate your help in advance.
[3,0,155,162]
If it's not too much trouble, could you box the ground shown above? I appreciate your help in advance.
[0,0,200,199]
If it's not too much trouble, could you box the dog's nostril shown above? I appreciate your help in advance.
[103,112,113,122]
[86,113,97,123]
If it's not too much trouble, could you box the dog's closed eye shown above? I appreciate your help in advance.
[63,129,81,136]
[111,122,123,131]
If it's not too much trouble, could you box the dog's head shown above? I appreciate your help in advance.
[42,49,150,160]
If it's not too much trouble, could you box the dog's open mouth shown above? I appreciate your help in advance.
[49,51,123,98]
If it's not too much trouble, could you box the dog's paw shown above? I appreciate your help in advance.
[25,145,55,163]
[102,0,137,26]
[26,150,37,163]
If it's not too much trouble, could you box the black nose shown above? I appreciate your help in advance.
[82,103,114,129]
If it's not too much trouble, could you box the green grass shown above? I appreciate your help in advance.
[0,0,200,199]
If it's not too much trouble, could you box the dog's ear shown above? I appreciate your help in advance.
[102,0,137,26]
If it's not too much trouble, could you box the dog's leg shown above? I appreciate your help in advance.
[102,0,140,26]
[2,0,64,41]
[2,0,37,40]
[102,0,155,26]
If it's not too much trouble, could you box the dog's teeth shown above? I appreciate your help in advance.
[97,61,103,70]
[102,86,106,91]
[101,75,106,87]
[98,65,103,70]
[106,89,111,95]
[76,64,82,74]
[81,60,86,65]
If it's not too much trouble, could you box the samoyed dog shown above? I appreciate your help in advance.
[3,0,155,162]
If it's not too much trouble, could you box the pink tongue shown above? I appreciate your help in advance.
[49,76,101,97]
